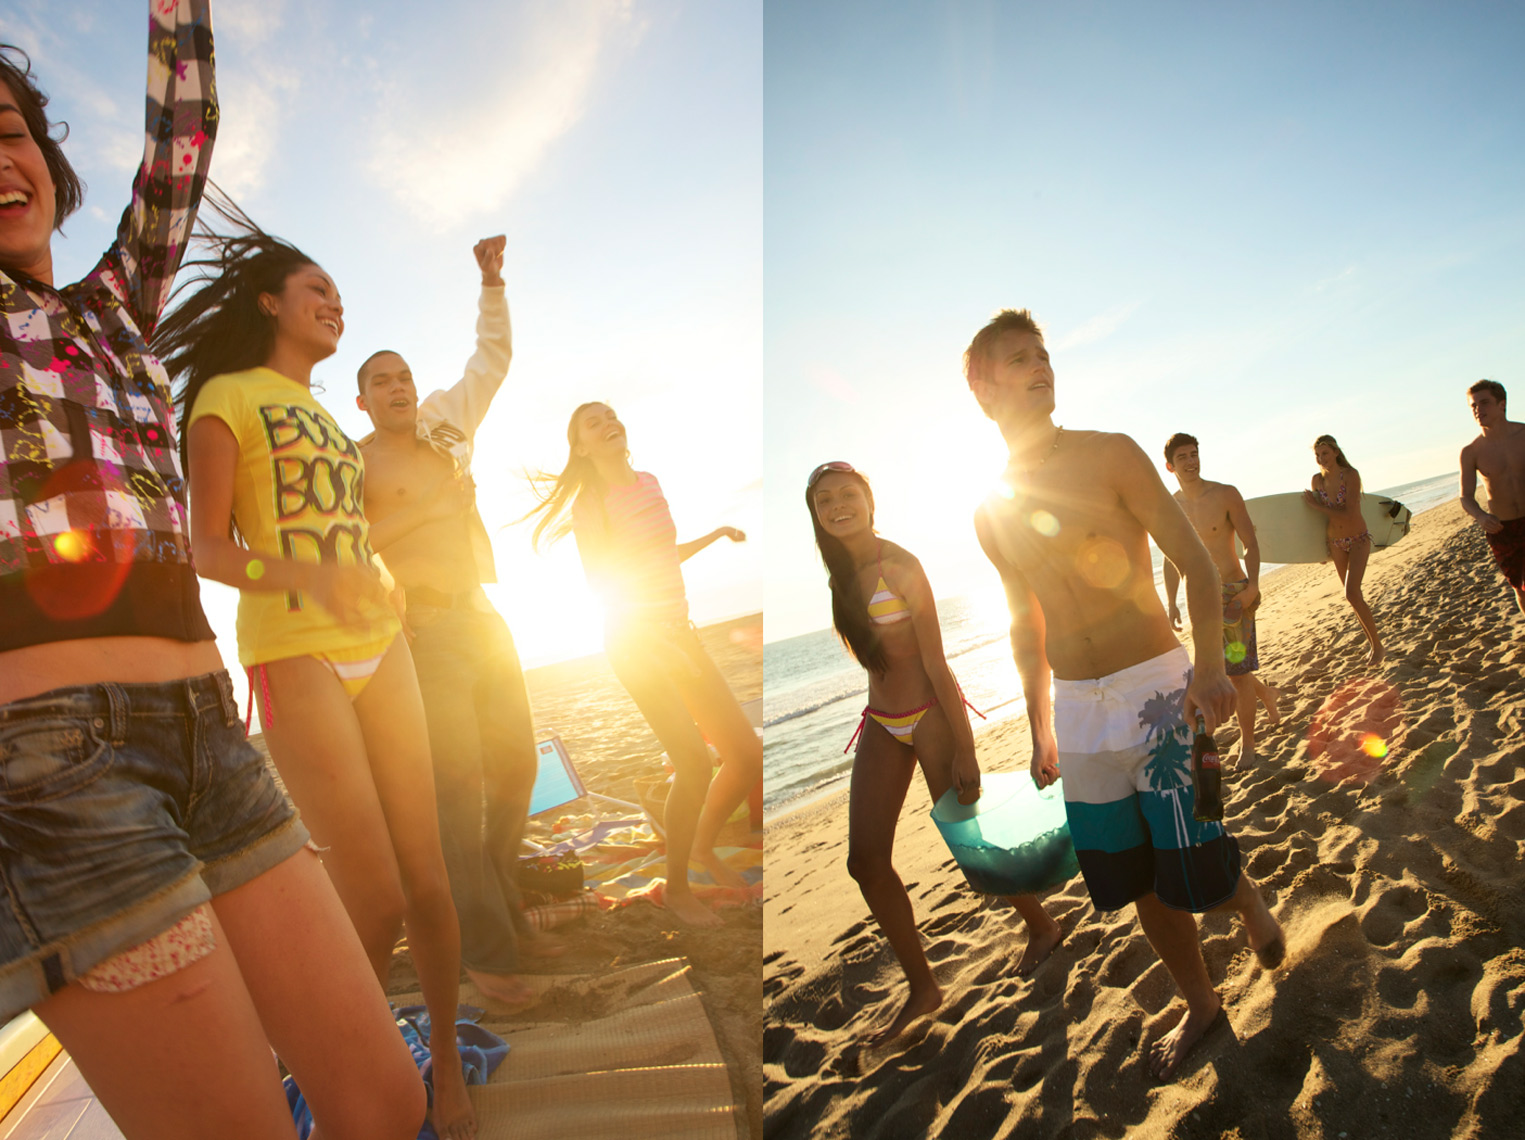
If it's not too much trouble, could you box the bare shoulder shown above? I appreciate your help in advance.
[878,540,923,577]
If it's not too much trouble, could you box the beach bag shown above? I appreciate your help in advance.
[516,852,584,899]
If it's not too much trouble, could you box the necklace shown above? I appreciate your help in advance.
[1015,425,1063,475]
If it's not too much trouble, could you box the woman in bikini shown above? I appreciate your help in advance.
[526,402,760,928]
[806,462,1061,1044]
[0,8,427,1139]
[1304,434,1385,667]
[160,208,479,1138]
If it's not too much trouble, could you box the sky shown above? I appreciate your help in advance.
[1,0,762,691]
[764,0,1525,643]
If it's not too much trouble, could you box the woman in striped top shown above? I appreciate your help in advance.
[529,403,760,928]
[807,462,1060,1044]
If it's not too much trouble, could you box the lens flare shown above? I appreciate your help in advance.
[1029,509,1060,537]
[246,558,266,581]
[1359,733,1387,759]
[52,530,89,562]
[1306,678,1403,785]
[1226,640,1247,664]
[1075,536,1129,589]
[995,480,1017,501]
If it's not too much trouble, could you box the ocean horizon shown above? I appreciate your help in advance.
[762,470,1463,816]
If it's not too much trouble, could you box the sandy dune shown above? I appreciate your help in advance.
[764,502,1524,1139]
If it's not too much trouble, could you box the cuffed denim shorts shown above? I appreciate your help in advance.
[0,671,309,1020]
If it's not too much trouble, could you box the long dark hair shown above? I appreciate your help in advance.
[523,401,614,550]
[154,189,318,471]
[0,46,86,230]
[806,467,887,675]
[1313,434,1352,471]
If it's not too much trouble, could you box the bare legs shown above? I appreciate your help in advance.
[33,851,424,1140]
[1136,872,1283,1080]
[261,641,476,1140]
[1330,540,1384,666]
[608,628,761,927]
[846,708,1061,1044]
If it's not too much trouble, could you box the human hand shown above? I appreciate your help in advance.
[952,749,982,805]
[474,235,506,287]
[1480,513,1503,535]
[1302,490,1325,512]
[1238,582,1260,611]
[424,474,475,522]
[1184,663,1235,735]
[1029,730,1060,790]
[716,526,746,543]
[1167,601,1182,631]
[309,563,390,625]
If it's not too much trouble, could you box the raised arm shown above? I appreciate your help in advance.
[893,551,980,800]
[97,0,217,338]
[1114,438,1233,731]
[976,505,1057,788]
[1459,442,1502,533]
[418,236,512,438]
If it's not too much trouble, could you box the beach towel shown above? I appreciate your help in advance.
[283,1005,509,1139]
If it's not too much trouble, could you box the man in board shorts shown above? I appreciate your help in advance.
[1161,433,1280,762]
[1459,379,1525,616]
[967,309,1283,1082]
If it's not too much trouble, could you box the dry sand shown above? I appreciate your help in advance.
[763,502,1525,1139]
[383,613,762,1140]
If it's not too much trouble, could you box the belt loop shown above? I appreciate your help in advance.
[103,683,128,746]
[215,671,239,727]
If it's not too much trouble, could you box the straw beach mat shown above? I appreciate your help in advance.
[394,957,739,1139]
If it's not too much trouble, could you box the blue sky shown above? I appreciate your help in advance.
[1,1,762,679]
[764,0,1525,641]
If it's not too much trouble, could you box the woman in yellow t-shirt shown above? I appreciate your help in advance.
[159,211,477,1140]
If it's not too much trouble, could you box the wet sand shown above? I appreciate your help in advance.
[763,503,1524,1139]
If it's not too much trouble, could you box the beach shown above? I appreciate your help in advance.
[315,613,761,1139]
[763,502,1525,1138]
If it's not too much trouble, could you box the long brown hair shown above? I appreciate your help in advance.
[806,467,887,675]
[523,401,614,549]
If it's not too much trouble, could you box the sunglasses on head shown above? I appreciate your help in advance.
[806,461,856,491]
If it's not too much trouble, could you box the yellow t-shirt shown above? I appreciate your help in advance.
[188,367,398,664]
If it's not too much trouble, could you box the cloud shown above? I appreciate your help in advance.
[1052,300,1142,351]
[364,1,639,231]
[210,2,300,198]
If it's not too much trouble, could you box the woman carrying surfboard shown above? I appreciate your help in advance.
[1304,435,1385,667]
[805,462,1060,1044]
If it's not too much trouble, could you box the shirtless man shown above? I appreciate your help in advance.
[357,236,547,1008]
[1161,434,1280,763]
[1460,379,1525,616]
[966,309,1283,1081]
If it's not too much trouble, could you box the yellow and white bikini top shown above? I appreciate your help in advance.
[867,542,912,625]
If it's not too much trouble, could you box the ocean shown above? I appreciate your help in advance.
[762,470,1463,815]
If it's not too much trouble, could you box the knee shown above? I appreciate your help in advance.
[330,1070,427,1140]
[667,743,715,781]
[1345,583,1364,605]
[352,885,407,955]
[846,848,893,889]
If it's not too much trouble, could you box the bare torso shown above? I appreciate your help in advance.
[0,637,224,705]
[1466,423,1525,520]
[1312,467,1367,541]
[855,543,936,710]
[1174,481,1247,583]
[361,436,481,592]
[980,431,1180,680]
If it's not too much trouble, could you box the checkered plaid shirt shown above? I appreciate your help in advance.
[0,0,216,650]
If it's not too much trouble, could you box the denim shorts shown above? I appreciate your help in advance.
[0,671,309,1019]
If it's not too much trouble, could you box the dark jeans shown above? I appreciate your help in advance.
[408,604,538,974]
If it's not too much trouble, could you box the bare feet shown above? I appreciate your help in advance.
[1259,683,1281,726]
[1233,746,1258,767]
[1148,997,1224,1081]
[1241,886,1285,969]
[1015,914,1064,976]
[1368,646,1386,668]
[702,849,751,891]
[865,980,943,1046]
[465,968,537,1013]
[429,1048,477,1140]
[664,886,723,928]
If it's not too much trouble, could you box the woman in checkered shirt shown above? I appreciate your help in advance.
[0,6,424,1138]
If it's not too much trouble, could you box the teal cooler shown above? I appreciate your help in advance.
[931,772,1079,895]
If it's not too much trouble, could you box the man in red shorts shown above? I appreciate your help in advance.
[1460,379,1525,615]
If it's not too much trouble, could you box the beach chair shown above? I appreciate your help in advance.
[530,734,641,819]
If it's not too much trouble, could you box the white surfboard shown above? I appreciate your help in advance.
[1235,492,1411,564]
